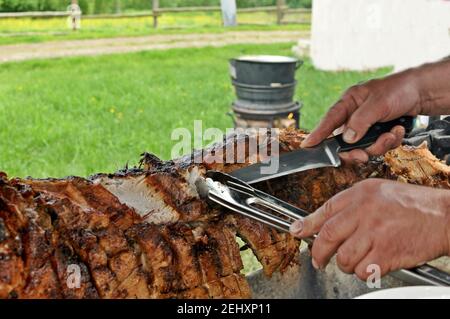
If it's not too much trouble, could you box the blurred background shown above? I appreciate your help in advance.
[0,0,448,185]
[0,0,311,43]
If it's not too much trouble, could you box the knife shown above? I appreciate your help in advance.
[230,116,414,184]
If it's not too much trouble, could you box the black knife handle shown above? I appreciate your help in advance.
[334,116,415,152]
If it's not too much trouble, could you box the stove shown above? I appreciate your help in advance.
[228,55,303,129]
[230,101,302,129]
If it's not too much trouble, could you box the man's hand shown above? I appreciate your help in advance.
[289,179,450,281]
[301,71,421,163]
[301,59,450,163]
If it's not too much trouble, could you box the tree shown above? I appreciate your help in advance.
[93,0,106,14]
[78,0,89,14]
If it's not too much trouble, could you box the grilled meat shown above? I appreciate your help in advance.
[0,129,449,299]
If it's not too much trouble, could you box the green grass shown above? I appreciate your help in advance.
[0,43,389,179]
[0,12,310,45]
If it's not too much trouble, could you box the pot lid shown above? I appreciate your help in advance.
[235,55,298,63]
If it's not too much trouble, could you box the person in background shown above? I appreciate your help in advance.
[289,58,450,280]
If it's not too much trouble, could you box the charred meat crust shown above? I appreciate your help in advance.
[1,129,449,299]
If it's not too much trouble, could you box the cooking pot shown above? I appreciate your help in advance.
[232,80,297,105]
[229,55,303,86]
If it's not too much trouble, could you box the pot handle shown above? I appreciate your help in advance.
[295,60,304,70]
[227,112,237,127]
[229,59,237,79]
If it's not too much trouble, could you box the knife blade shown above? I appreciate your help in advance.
[230,116,414,184]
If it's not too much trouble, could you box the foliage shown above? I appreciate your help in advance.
[287,0,312,9]
[0,0,312,13]
[0,0,66,12]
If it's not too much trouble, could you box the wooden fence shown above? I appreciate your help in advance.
[0,4,311,28]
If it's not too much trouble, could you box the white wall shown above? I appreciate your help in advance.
[310,0,450,71]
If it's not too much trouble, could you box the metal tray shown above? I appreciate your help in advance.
[247,247,448,299]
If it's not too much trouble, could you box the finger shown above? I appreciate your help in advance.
[340,125,406,163]
[336,230,372,274]
[364,126,406,156]
[301,98,358,148]
[392,125,406,145]
[332,125,345,136]
[354,250,389,281]
[342,96,391,144]
[311,209,359,269]
[364,132,398,156]
[339,149,369,164]
[290,188,353,238]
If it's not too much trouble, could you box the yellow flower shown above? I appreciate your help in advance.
[109,107,115,113]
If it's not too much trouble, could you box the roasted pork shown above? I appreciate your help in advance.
[0,129,448,298]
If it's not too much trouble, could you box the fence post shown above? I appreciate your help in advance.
[220,0,237,27]
[152,0,159,28]
[115,0,121,14]
[276,0,286,25]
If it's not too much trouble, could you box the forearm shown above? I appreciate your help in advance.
[412,58,450,115]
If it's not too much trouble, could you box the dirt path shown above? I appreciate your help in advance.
[0,30,309,63]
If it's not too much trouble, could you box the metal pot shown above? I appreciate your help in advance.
[233,80,297,105]
[229,55,303,86]
[232,100,301,115]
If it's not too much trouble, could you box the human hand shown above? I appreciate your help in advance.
[289,179,450,280]
[302,70,423,163]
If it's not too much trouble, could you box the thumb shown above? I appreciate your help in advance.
[289,215,317,238]
[301,85,369,148]
[289,191,350,238]
[342,98,389,143]
[301,100,354,148]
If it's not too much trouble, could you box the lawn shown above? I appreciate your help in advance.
[0,11,310,45]
[0,42,389,180]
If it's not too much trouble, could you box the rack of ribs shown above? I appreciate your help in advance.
[0,129,448,298]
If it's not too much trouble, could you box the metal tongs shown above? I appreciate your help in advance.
[196,171,314,244]
[196,171,450,286]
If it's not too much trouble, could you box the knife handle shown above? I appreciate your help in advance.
[334,116,415,152]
